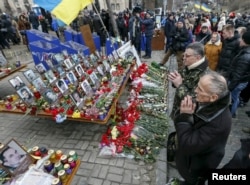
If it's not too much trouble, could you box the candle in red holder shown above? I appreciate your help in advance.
[44,106,51,113]
[6,95,13,102]
[33,90,41,99]
[5,102,12,110]
[60,155,68,164]
[32,146,41,156]
[30,105,37,115]
[80,110,85,117]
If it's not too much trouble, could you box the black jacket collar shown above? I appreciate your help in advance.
[195,92,231,122]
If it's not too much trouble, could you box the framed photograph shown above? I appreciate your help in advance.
[55,65,65,76]
[108,54,114,64]
[9,76,25,90]
[75,64,85,77]
[32,77,46,92]
[103,60,110,72]
[35,63,46,74]
[45,58,54,69]
[66,71,78,84]
[0,165,11,184]
[71,54,80,64]
[16,86,34,105]
[0,139,34,176]
[81,80,93,95]
[90,54,98,63]
[42,89,58,104]
[112,50,119,60]
[70,90,83,107]
[53,53,64,64]
[83,58,90,68]
[97,65,104,76]
[56,79,68,94]
[63,58,74,69]
[89,72,100,85]
[23,69,37,82]
[44,70,57,84]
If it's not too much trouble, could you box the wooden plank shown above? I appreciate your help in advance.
[64,159,81,185]
[79,25,96,54]
[0,64,27,81]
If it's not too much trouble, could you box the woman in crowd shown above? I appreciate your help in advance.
[205,32,222,70]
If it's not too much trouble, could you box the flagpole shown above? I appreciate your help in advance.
[92,3,120,57]
[92,2,110,39]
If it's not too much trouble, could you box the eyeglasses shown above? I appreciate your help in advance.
[183,53,197,58]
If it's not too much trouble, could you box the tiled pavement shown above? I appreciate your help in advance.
[0,42,250,185]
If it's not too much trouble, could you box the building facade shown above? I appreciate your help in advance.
[0,0,32,16]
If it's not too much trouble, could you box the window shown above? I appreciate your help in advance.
[116,3,120,11]
[111,3,115,10]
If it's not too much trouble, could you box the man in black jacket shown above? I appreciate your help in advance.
[174,71,232,185]
[216,24,240,78]
[228,31,250,118]
[160,19,189,70]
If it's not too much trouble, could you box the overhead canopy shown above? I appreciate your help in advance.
[34,0,93,25]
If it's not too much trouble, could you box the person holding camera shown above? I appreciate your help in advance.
[160,19,189,70]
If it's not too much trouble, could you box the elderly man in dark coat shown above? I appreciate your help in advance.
[174,71,232,185]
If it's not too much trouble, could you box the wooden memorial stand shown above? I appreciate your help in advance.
[0,64,27,81]
[0,64,134,125]
[152,29,165,51]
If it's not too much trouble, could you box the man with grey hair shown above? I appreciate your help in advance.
[173,71,232,185]
[168,42,210,119]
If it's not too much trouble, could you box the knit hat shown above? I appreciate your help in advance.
[242,31,250,45]
[146,10,154,17]
[201,23,209,28]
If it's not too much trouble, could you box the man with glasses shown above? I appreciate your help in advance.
[173,71,232,185]
[168,42,210,119]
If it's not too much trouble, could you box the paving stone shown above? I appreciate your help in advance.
[109,166,124,175]
[95,157,110,164]
[124,162,139,170]
[116,158,125,167]
[82,151,91,162]
[88,177,103,185]
[106,173,123,183]
[76,176,88,185]
[91,164,102,177]
[88,151,98,163]
[108,158,117,166]
[122,170,132,184]
[103,180,112,185]
[98,165,109,179]
[76,167,92,177]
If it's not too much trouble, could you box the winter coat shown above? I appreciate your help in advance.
[228,46,250,91]
[174,92,232,184]
[164,18,176,38]
[171,59,210,119]
[223,138,250,169]
[129,16,141,44]
[216,32,240,78]
[217,16,226,32]
[195,31,211,45]
[169,26,190,52]
[140,17,155,37]
[205,40,222,70]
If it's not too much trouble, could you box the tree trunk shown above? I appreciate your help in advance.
[105,0,120,38]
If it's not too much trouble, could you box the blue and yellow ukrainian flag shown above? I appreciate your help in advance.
[34,0,93,25]
[194,2,211,12]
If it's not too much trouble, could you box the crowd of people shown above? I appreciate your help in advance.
[164,10,250,185]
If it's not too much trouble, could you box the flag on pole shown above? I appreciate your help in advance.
[194,2,211,12]
[34,0,93,25]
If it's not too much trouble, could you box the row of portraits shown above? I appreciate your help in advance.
[9,71,90,108]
